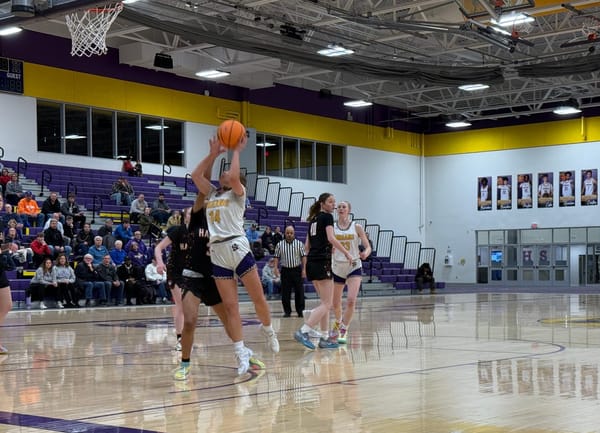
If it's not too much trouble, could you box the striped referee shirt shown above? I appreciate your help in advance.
[274,239,305,268]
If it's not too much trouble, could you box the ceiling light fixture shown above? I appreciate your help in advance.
[318,44,354,57]
[491,13,535,27]
[445,120,472,128]
[343,100,372,107]
[64,134,86,139]
[458,84,490,91]
[256,142,278,147]
[553,99,582,115]
[0,26,22,36]
[195,70,230,79]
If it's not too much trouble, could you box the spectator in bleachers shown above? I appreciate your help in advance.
[44,218,72,259]
[0,168,11,197]
[261,257,281,300]
[122,158,135,177]
[60,193,86,229]
[2,204,23,229]
[30,231,51,268]
[129,194,148,224]
[17,191,44,227]
[134,160,143,177]
[74,223,94,256]
[272,225,283,246]
[150,192,170,225]
[252,240,265,260]
[114,219,133,244]
[360,232,374,258]
[261,225,276,255]
[166,209,181,230]
[245,223,259,243]
[55,253,77,308]
[43,212,64,234]
[5,173,24,206]
[138,207,156,237]
[127,241,147,268]
[415,263,435,293]
[145,257,168,303]
[4,226,23,245]
[89,236,109,265]
[117,256,144,305]
[63,215,76,246]
[110,177,134,206]
[96,218,114,238]
[29,257,58,309]
[125,230,148,256]
[96,254,124,306]
[41,192,63,223]
[7,242,32,268]
[75,253,106,307]
[109,240,127,266]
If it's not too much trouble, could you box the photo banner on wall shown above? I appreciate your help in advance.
[496,175,512,210]
[537,172,553,208]
[581,169,598,206]
[517,173,533,209]
[478,176,492,211]
[559,170,575,207]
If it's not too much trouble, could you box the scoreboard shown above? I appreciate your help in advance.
[0,57,23,94]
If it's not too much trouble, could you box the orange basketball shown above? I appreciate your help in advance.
[217,119,246,149]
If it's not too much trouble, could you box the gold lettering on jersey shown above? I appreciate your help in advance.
[206,199,230,208]
[335,234,355,241]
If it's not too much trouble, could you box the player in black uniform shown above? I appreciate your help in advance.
[0,250,12,355]
[294,192,352,350]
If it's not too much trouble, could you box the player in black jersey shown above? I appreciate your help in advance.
[294,193,352,350]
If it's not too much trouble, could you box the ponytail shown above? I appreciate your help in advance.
[307,192,332,221]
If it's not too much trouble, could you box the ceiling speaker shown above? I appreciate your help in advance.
[153,53,173,69]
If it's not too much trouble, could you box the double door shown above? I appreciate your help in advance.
[484,244,569,285]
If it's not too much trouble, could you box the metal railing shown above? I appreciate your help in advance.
[66,182,78,198]
[91,195,102,224]
[161,163,171,186]
[183,173,192,196]
[38,169,52,197]
[16,157,27,178]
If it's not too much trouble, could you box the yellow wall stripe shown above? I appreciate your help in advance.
[23,63,598,157]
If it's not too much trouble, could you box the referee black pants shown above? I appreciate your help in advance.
[281,266,304,316]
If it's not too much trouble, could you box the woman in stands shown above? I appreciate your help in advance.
[29,257,58,309]
[195,135,279,374]
[0,245,11,354]
[55,253,77,308]
[294,193,353,350]
[331,201,371,344]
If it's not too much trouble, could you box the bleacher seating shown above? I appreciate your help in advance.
[2,159,443,306]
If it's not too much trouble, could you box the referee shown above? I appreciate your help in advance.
[273,225,306,317]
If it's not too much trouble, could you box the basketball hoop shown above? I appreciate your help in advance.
[65,2,123,57]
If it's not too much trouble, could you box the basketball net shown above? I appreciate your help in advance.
[65,2,124,57]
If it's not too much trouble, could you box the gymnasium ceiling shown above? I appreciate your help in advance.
[4,0,600,127]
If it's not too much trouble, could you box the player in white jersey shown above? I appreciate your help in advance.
[560,171,574,197]
[331,201,371,344]
[498,177,511,201]
[582,170,597,196]
[196,135,279,375]
[519,175,531,199]
[538,174,553,198]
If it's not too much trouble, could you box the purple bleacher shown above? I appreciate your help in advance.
[10,279,29,304]
[379,275,398,284]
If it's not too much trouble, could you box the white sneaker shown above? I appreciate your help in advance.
[236,347,251,375]
[39,302,47,310]
[308,328,323,339]
[57,301,64,309]
[261,326,280,353]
